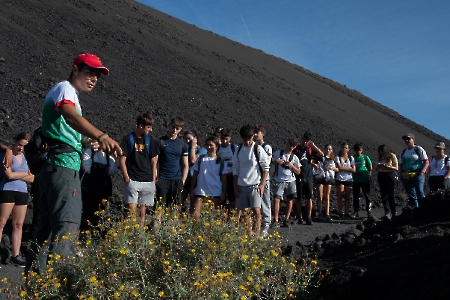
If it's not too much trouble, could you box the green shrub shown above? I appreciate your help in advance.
[15,200,323,299]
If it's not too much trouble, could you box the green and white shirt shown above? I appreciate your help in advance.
[41,80,82,170]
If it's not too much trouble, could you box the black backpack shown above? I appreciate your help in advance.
[24,127,77,174]
[80,151,113,199]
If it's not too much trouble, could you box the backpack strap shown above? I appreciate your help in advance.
[219,158,225,176]
[127,133,135,158]
[231,143,236,154]
[274,150,284,177]
[127,133,151,162]
[254,144,263,175]
[145,135,151,157]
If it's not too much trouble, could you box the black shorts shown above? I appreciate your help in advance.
[335,180,353,187]
[0,190,29,205]
[315,179,334,186]
[225,174,236,202]
[183,180,192,190]
[296,178,313,200]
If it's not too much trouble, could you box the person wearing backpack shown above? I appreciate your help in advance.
[180,131,207,211]
[314,144,338,222]
[218,128,237,210]
[119,114,159,225]
[351,143,375,220]
[26,53,122,274]
[0,133,34,267]
[399,133,429,207]
[427,142,450,192]
[156,117,189,206]
[254,124,272,236]
[293,132,324,225]
[233,125,270,237]
[189,136,226,217]
[335,142,356,219]
[270,138,301,229]
[80,147,116,230]
[377,144,398,220]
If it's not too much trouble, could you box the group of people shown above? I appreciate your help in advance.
[0,53,449,273]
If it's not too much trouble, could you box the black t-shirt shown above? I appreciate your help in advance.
[120,133,160,182]
[293,145,319,179]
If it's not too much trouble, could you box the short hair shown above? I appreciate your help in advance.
[214,126,223,133]
[353,142,363,151]
[240,125,254,140]
[254,124,266,135]
[170,117,184,127]
[136,113,154,127]
[14,132,31,142]
[288,137,298,147]
[302,132,312,141]
[220,128,232,137]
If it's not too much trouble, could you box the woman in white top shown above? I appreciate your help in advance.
[313,144,338,222]
[427,142,450,192]
[335,142,355,219]
[189,136,226,218]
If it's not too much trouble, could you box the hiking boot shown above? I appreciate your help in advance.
[297,217,304,225]
[306,217,313,225]
[325,214,333,222]
[269,221,280,229]
[10,255,26,267]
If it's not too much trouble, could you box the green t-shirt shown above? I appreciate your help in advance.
[41,81,82,171]
[352,154,372,182]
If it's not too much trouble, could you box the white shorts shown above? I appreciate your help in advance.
[124,179,156,206]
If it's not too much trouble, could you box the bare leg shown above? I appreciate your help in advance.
[315,184,323,215]
[251,207,261,237]
[273,198,281,222]
[11,205,27,257]
[191,196,203,218]
[323,185,331,215]
[344,186,352,214]
[0,203,15,246]
[286,199,294,219]
[336,184,344,214]
[306,199,312,218]
[138,205,146,225]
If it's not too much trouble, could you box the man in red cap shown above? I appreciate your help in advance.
[26,53,122,273]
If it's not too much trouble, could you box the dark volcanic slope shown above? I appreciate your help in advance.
[1,0,448,155]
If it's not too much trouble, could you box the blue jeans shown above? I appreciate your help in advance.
[401,173,425,207]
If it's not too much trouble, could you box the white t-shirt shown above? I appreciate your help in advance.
[399,146,428,172]
[429,155,450,176]
[218,144,235,174]
[335,155,355,182]
[272,150,300,182]
[193,156,225,197]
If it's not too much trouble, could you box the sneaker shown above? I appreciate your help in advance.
[344,213,352,220]
[283,219,292,229]
[367,212,380,222]
[339,213,344,219]
[382,213,392,221]
[393,211,398,217]
[325,214,333,222]
[351,211,359,218]
[318,214,326,221]
[306,217,313,225]
[297,217,304,225]
[269,221,280,229]
[10,255,26,267]
[260,230,269,239]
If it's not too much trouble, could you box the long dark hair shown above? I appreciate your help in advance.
[338,142,349,157]
[184,130,203,147]
[14,132,31,142]
[378,144,393,161]
[205,136,221,163]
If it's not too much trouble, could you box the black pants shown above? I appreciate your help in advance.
[156,178,183,206]
[353,181,371,212]
[378,172,396,214]
[428,176,450,192]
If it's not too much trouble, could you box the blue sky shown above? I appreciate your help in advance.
[139,0,449,139]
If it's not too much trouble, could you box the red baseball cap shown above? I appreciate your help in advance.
[73,53,109,76]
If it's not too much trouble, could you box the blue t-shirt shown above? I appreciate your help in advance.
[187,146,207,180]
[157,136,189,180]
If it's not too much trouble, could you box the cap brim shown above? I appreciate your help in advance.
[94,67,109,76]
